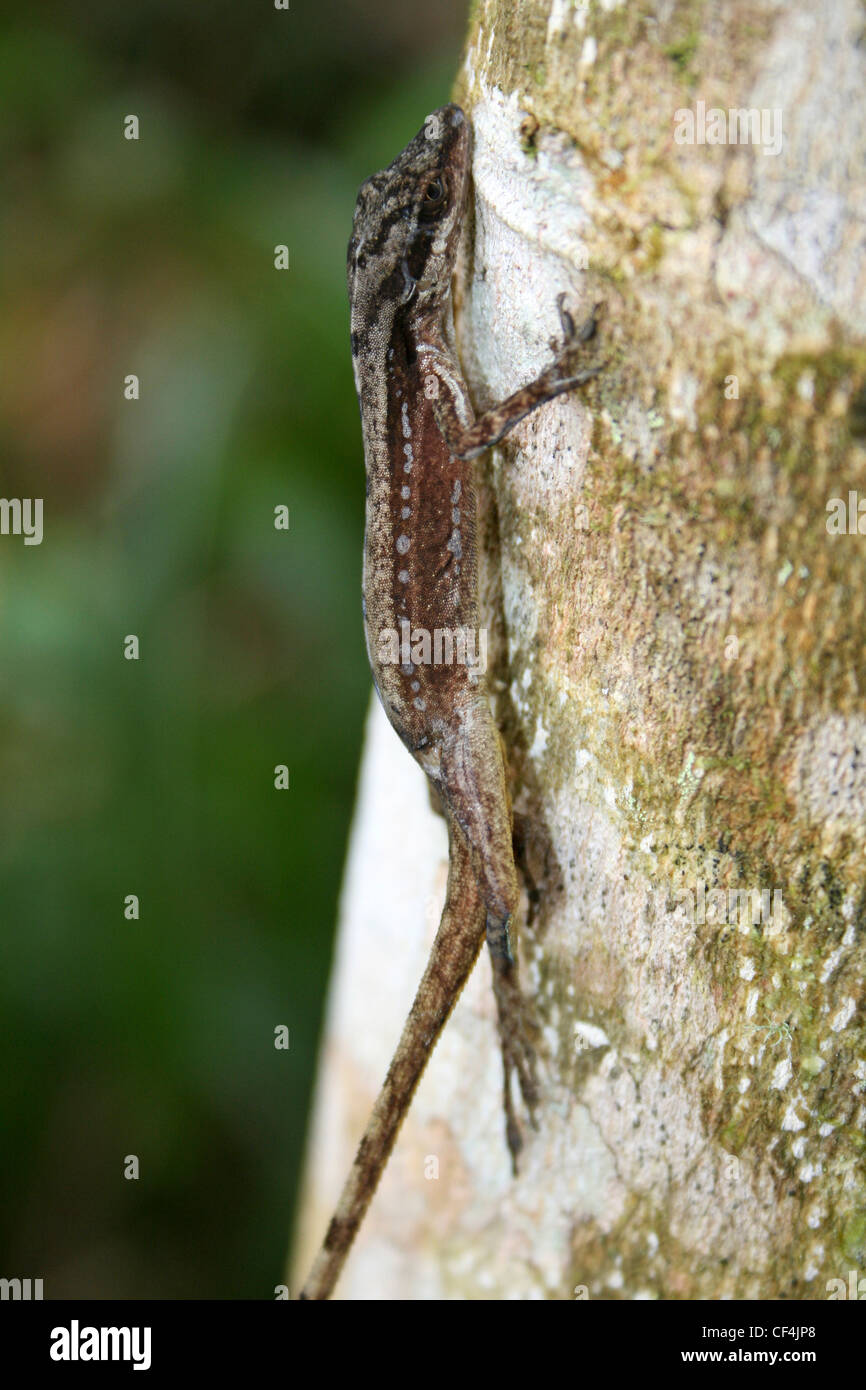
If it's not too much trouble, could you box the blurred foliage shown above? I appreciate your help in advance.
[0,1,465,1297]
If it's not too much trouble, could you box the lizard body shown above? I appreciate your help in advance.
[300,104,601,1300]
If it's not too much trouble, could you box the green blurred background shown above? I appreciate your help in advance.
[0,0,465,1298]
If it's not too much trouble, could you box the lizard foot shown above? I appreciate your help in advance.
[545,296,606,390]
[487,914,540,1173]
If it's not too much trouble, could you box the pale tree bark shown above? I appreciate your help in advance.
[293,0,866,1300]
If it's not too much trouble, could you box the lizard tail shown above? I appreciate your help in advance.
[299,814,486,1300]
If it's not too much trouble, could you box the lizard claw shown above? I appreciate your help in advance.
[555,291,576,343]
[544,299,605,392]
[551,295,602,352]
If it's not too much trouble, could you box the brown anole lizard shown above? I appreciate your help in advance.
[300,103,602,1300]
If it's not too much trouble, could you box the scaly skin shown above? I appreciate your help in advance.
[300,104,602,1301]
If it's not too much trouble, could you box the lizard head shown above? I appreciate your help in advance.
[348,104,471,333]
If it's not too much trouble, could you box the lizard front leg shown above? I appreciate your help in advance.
[424,300,603,460]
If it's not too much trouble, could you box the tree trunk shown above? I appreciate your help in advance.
[293,0,866,1299]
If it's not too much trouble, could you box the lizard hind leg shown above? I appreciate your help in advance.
[437,705,541,1171]
[486,909,540,1172]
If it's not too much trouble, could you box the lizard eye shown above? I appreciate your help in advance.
[419,176,446,218]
